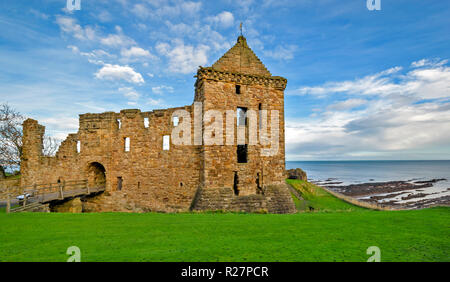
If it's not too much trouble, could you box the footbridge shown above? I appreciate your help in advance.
[0,180,105,213]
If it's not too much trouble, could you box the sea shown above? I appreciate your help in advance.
[286,160,450,205]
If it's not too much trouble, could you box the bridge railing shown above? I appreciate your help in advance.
[0,180,106,213]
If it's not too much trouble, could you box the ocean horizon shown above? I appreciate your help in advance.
[286,160,450,188]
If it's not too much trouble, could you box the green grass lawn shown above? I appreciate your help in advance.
[0,181,448,262]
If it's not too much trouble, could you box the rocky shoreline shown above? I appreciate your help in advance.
[316,178,450,209]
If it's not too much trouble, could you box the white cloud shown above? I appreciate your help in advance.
[68,45,116,66]
[152,85,174,95]
[97,10,113,22]
[74,102,106,112]
[95,64,145,84]
[156,41,209,74]
[121,46,155,59]
[30,9,49,20]
[147,98,164,106]
[131,1,202,19]
[208,11,235,28]
[118,87,140,101]
[67,45,79,53]
[294,66,406,97]
[327,99,367,111]
[40,117,79,131]
[411,58,448,68]
[100,26,135,47]
[164,21,230,52]
[68,45,114,59]
[56,16,96,41]
[131,3,152,19]
[286,59,450,160]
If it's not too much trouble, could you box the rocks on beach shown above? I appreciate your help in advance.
[413,178,447,184]
[326,181,434,197]
[286,168,307,181]
[324,178,449,209]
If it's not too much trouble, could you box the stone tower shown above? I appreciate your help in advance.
[191,36,295,213]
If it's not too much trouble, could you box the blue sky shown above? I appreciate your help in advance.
[1,0,449,160]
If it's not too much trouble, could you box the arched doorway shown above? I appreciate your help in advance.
[87,162,106,188]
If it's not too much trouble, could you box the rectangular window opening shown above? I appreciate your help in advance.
[236,85,241,94]
[117,119,122,129]
[117,177,123,191]
[237,144,248,163]
[76,140,81,153]
[144,117,149,128]
[163,135,170,151]
[173,116,179,126]
[124,137,130,152]
[237,107,247,126]
[233,171,239,195]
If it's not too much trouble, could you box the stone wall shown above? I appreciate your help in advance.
[50,198,83,213]
[191,183,296,214]
[21,107,201,212]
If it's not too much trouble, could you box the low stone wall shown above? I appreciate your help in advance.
[191,184,296,214]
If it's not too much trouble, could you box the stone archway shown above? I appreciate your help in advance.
[87,162,106,188]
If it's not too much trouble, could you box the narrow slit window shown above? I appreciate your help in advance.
[173,116,179,126]
[144,117,149,128]
[236,85,241,94]
[233,172,239,195]
[124,137,130,152]
[258,103,263,129]
[117,177,123,191]
[237,107,247,126]
[237,144,248,163]
[163,135,170,150]
[117,119,122,129]
[76,140,81,153]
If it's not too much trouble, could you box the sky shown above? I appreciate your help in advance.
[0,0,449,161]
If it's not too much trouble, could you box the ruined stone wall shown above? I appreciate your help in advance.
[21,107,201,212]
[19,35,295,214]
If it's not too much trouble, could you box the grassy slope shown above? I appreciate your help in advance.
[0,180,448,262]
[287,179,366,212]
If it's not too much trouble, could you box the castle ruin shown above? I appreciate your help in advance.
[20,36,296,213]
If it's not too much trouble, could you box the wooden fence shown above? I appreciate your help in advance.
[0,180,106,213]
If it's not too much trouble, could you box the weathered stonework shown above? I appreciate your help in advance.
[20,36,296,213]
[50,197,83,213]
